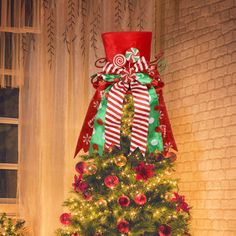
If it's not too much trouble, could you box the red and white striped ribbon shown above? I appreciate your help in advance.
[133,56,149,72]
[103,55,150,155]
[104,81,129,150]
[103,62,123,74]
[104,80,150,155]
[129,81,150,155]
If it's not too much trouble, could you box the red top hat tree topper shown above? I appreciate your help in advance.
[74,31,177,158]
[102,31,152,62]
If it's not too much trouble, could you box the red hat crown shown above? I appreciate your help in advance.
[102,31,152,62]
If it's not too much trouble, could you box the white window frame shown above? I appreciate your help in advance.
[0,98,19,215]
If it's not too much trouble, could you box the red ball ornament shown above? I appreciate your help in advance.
[134,193,147,205]
[158,224,172,236]
[75,161,87,174]
[117,219,129,233]
[165,152,177,162]
[104,175,119,189]
[71,234,79,236]
[60,213,71,225]
[118,195,130,207]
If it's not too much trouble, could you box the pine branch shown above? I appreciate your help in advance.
[115,0,122,30]
[89,1,102,58]
[127,0,135,28]
[21,33,36,64]
[46,9,56,69]
[80,0,87,57]
[136,1,146,31]
[63,0,78,54]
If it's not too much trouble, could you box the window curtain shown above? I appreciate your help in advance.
[0,0,41,88]
[17,0,162,235]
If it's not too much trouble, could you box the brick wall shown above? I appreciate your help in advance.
[160,0,236,235]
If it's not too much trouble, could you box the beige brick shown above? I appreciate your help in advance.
[212,219,228,230]
[223,74,233,86]
[160,0,236,234]
[206,181,222,190]
[227,41,236,53]
[222,158,231,168]
[208,169,226,180]
[214,137,230,148]
[226,146,236,157]
[208,209,224,219]
[216,36,225,47]
[225,125,236,135]
[230,135,236,146]
[223,116,232,126]
[221,199,236,209]
[214,97,224,108]
[207,190,225,199]
[224,210,236,219]
[225,190,236,199]
[224,54,232,64]
[225,105,236,115]
[212,159,222,169]
[226,169,236,179]
[230,157,236,167]
[209,128,224,138]
[228,220,236,230]
[224,96,232,106]
[221,7,230,18]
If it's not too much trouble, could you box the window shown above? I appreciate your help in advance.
[0,0,40,215]
[0,88,19,214]
[0,29,20,214]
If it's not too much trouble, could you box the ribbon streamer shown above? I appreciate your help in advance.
[104,81,129,150]
[129,81,150,154]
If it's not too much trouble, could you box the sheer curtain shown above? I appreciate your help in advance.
[16,0,161,235]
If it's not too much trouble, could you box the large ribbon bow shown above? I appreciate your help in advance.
[74,48,178,157]
[90,48,163,156]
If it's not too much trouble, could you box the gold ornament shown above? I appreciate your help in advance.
[96,198,107,207]
[114,154,127,167]
[86,164,97,175]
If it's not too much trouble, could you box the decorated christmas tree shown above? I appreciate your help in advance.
[56,32,192,236]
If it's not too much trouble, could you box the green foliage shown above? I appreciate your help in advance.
[56,94,192,236]
[0,213,26,236]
